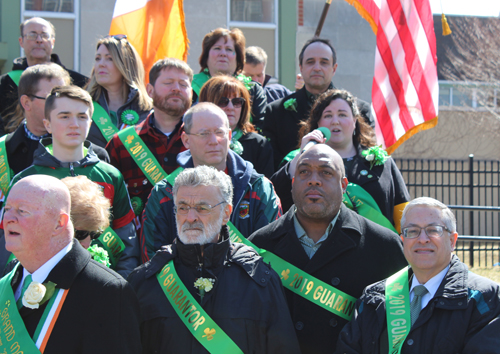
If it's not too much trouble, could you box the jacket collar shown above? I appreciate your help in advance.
[268,205,361,273]
[176,149,254,211]
[12,54,65,71]
[33,137,101,168]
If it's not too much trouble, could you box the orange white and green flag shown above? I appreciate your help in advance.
[109,0,189,83]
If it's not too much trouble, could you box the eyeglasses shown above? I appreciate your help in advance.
[74,230,102,241]
[24,32,53,41]
[28,94,46,100]
[401,225,451,239]
[174,201,227,215]
[217,97,245,108]
[186,129,228,140]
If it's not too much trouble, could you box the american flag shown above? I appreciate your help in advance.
[345,0,439,154]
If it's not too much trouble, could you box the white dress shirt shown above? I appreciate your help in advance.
[410,264,450,310]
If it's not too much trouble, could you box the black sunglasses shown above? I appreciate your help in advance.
[74,230,102,241]
[106,34,128,41]
[217,97,245,108]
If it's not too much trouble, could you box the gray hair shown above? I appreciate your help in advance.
[172,166,233,206]
[401,197,457,233]
[183,102,229,133]
[245,46,267,66]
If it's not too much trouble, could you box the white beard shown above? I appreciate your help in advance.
[176,211,224,245]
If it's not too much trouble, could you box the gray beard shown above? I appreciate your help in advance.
[176,211,223,245]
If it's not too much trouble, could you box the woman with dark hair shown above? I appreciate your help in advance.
[273,89,410,231]
[199,75,274,177]
[86,35,153,148]
[192,28,267,129]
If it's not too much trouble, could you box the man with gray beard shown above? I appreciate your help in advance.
[127,166,300,354]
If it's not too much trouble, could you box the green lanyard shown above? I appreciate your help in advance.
[0,135,12,196]
[385,266,411,354]
[227,226,357,320]
[156,261,243,354]
[343,183,397,233]
[91,227,125,269]
[7,70,24,86]
[91,101,120,143]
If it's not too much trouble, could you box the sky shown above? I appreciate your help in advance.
[429,0,500,17]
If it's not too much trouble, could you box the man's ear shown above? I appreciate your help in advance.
[341,177,348,194]
[181,131,190,149]
[450,232,458,251]
[222,204,232,224]
[20,95,32,112]
[54,212,70,235]
[43,118,52,134]
[332,63,338,76]
[146,83,154,98]
[18,36,24,49]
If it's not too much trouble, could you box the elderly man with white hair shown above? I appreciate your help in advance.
[128,166,300,354]
[336,197,500,354]
[0,175,141,353]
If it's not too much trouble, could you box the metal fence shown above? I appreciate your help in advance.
[395,155,500,267]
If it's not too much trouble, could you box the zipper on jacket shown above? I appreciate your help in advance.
[69,163,75,176]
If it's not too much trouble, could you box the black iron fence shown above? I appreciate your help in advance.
[395,155,500,267]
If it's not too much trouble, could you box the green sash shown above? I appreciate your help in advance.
[227,226,356,320]
[0,263,68,353]
[7,70,24,86]
[117,126,167,186]
[156,261,243,354]
[343,183,397,233]
[91,102,120,143]
[92,227,125,269]
[0,136,12,196]
[165,166,356,320]
[385,267,411,354]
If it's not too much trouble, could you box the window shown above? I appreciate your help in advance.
[438,81,500,111]
[21,0,80,71]
[229,0,278,79]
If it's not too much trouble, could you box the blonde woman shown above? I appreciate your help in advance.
[86,35,152,147]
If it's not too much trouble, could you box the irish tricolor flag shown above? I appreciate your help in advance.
[109,0,189,83]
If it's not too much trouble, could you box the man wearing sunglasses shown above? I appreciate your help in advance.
[140,102,282,262]
[0,17,88,135]
[336,197,500,354]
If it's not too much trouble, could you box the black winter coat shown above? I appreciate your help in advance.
[336,255,500,354]
[248,205,407,354]
[128,227,301,354]
[239,131,274,178]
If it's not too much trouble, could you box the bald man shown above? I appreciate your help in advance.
[0,175,141,353]
[0,17,88,134]
[249,144,407,354]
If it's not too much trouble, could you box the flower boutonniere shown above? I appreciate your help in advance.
[23,281,57,309]
[284,98,297,112]
[194,277,215,302]
[361,145,389,169]
[236,74,255,91]
[88,244,111,267]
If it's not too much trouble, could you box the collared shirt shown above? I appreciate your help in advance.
[410,264,450,310]
[293,208,339,258]
[106,113,186,208]
[15,241,73,301]
[23,122,49,141]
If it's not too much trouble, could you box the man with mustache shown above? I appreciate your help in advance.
[106,58,192,218]
[140,102,282,262]
[248,144,407,354]
[128,166,300,354]
[336,197,500,354]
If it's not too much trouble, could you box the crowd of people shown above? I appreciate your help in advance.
[0,16,498,354]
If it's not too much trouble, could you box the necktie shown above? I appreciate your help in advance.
[410,285,428,326]
[17,274,33,310]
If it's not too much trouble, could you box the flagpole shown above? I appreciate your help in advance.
[314,0,333,37]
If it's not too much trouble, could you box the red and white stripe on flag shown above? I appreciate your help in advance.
[345,0,439,154]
